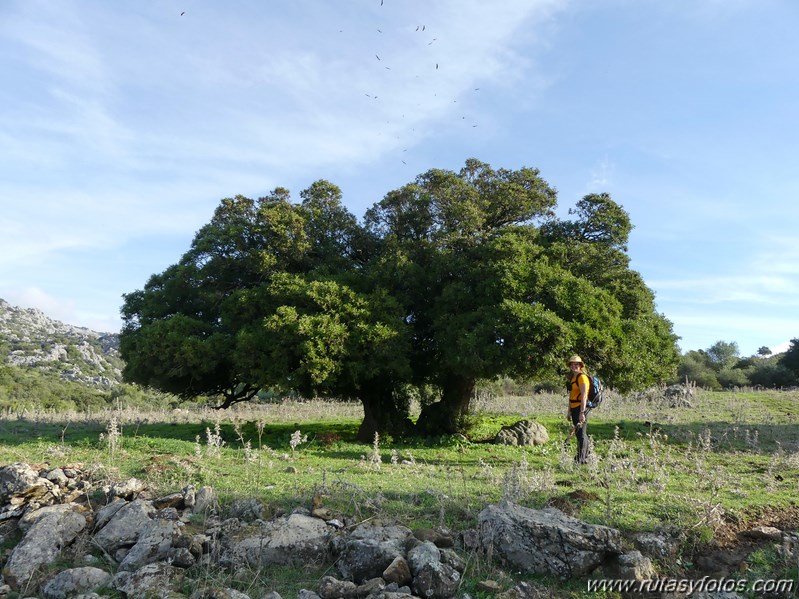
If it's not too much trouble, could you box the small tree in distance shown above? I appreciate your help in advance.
[677,339,799,389]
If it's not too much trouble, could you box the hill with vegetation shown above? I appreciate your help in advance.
[0,299,169,412]
[0,298,122,387]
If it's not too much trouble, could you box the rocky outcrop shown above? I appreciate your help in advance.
[0,298,122,387]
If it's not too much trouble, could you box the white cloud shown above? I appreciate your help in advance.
[769,340,791,354]
[652,275,799,306]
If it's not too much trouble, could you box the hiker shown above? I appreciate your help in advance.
[567,354,590,464]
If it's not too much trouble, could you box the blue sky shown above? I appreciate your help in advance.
[1,0,798,357]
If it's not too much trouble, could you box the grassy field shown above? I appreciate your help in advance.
[0,388,797,596]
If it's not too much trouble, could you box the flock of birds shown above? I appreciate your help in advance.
[179,1,484,168]
[363,0,484,167]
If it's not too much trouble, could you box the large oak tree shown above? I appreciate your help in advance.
[120,159,680,439]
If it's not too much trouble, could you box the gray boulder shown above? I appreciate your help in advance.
[93,498,155,555]
[0,462,60,510]
[113,562,184,597]
[382,556,412,586]
[40,567,112,599]
[603,550,656,580]
[494,420,549,446]
[194,485,219,514]
[221,512,330,568]
[632,530,680,559]
[118,518,182,571]
[408,542,460,599]
[333,522,412,583]
[3,508,88,589]
[318,575,358,599]
[478,501,621,577]
[337,536,403,583]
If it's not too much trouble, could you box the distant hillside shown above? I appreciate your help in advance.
[0,298,123,389]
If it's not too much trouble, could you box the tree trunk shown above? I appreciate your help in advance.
[357,385,413,443]
[415,374,475,436]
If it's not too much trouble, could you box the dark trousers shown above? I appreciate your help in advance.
[570,406,588,463]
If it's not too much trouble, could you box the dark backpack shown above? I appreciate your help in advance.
[570,373,604,411]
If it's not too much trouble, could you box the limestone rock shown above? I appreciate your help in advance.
[478,501,621,577]
[93,498,155,554]
[113,562,184,597]
[404,541,460,599]
[494,420,549,446]
[382,555,412,586]
[118,518,181,571]
[333,522,412,583]
[221,513,329,569]
[632,530,680,559]
[741,525,782,541]
[604,550,656,580]
[40,567,112,599]
[412,528,454,548]
[194,486,218,515]
[3,508,88,590]
[0,462,59,507]
[318,575,358,599]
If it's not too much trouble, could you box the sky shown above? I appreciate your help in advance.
[1,0,798,357]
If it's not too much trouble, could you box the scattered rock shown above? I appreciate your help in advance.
[109,477,146,500]
[318,575,358,599]
[477,580,502,593]
[494,420,549,446]
[632,530,681,559]
[93,498,155,554]
[194,486,219,515]
[740,525,781,541]
[225,498,264,522]
[113,562,184,597]
[496,580,552,599]
[333,521,411,583]
[382,555,412,586]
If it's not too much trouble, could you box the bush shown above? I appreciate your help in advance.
[747,362,799,388]
[0,363,111,412]
[717,367,749,389]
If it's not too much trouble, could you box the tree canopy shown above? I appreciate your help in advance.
[676,339,799,389]
[120,159,680,438]
[780,338,799,378]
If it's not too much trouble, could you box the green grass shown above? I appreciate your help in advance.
[1,390,797,597]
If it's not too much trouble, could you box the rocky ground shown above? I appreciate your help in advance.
[0,462,796,599]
